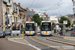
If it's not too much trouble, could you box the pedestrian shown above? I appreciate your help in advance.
[59,30,63,35]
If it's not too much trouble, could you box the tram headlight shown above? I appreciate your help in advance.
[26,31,28,33]
[42,31,45,33]
[49,32,50,33]
[32,31,34,33]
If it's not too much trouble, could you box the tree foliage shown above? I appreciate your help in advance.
[59,16,70,27]
[32,14,43,26]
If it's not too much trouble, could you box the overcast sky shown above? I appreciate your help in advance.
[13,0,73,17]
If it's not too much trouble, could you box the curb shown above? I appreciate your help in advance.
[53,34,64,38]
[8,37,41,50]
[46,38,75,46]
[8,37,24,40]
[53,34,75,39]
[64,37,75,39]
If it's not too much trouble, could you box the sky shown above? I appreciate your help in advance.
[13,0,73,17]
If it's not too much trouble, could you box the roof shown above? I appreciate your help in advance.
[13,2,27,11]
[26,11,35,16]
[66,14,73,17]
[43,12,49,18]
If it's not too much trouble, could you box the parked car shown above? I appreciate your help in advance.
[71,30,75,36]
[4,29,11,36]
[0,31,5,38]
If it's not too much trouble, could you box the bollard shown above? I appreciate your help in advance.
[22,31,24,35]
[53,30,54,34]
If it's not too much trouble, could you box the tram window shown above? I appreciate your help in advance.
[26,23,35,31]
[41,23,51,31]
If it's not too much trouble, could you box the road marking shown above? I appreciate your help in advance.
[8,38,41,50]
[29,36,68,50]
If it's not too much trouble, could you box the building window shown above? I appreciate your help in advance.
[5,13,8,25]
[23,15,25,19]
[73,8,75,12]
[8,18,9,24]
[8,8,9,14]
[73,2,75,6]
[9,0,10,3]
[16,17,17,22]
[20,17,21,19]
[14,17,15,22]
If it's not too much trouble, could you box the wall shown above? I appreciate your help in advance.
[0,0,3,30]
[3,3,7,31]
[50,16,59,29]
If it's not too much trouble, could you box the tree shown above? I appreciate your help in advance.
[71,24,73,27]
[59,16,71,27]
[32,14,43,26]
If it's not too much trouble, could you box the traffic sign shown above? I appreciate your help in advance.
[63,21,67,24]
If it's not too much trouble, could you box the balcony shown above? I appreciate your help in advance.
[73,6,75,8]
[72,0,75,2]
[7,3,12,7]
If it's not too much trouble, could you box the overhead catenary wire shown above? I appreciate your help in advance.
[46,0,62,10]
[30,0,35,8]
[40,0,62,12]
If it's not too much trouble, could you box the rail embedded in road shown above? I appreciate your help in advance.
[28,36,68,50]
[46,38,75,46]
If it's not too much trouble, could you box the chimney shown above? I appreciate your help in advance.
[25,7,28,10]
[44,12,46,15]
[32,9,34,11]
[18,3,20,6]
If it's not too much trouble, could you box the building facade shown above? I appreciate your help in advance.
[0,0,3,30]
[0,0,12,31]
[26,9,35,21]
[38,12,49,21]
[2,0,13,31]
[65,14,74,25]
[3,1,7,31]
[72,0,75,24]
[13,2,27,25]
[49,16,59,29]
[72,0,75,13]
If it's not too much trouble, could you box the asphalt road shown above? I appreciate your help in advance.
[0,36,36,50]
[25,34,75,50]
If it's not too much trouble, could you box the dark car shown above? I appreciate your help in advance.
[4,29,11,36]
[0,31,5,38]
[71,30,75,36]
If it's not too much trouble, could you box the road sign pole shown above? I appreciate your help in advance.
[65,24,66,36]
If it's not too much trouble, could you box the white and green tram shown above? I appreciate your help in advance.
[25,21,37,36]
[40,21,52,36]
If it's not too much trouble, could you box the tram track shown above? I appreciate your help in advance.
[28,36,69,50]
[35,34,75,47]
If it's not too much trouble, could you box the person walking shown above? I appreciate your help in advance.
[59,30,63,35]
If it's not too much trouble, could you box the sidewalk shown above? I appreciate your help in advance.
[52,31,75,40]
[8,34,41,50]
[10,34,25,39]
[8,34,28,44]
